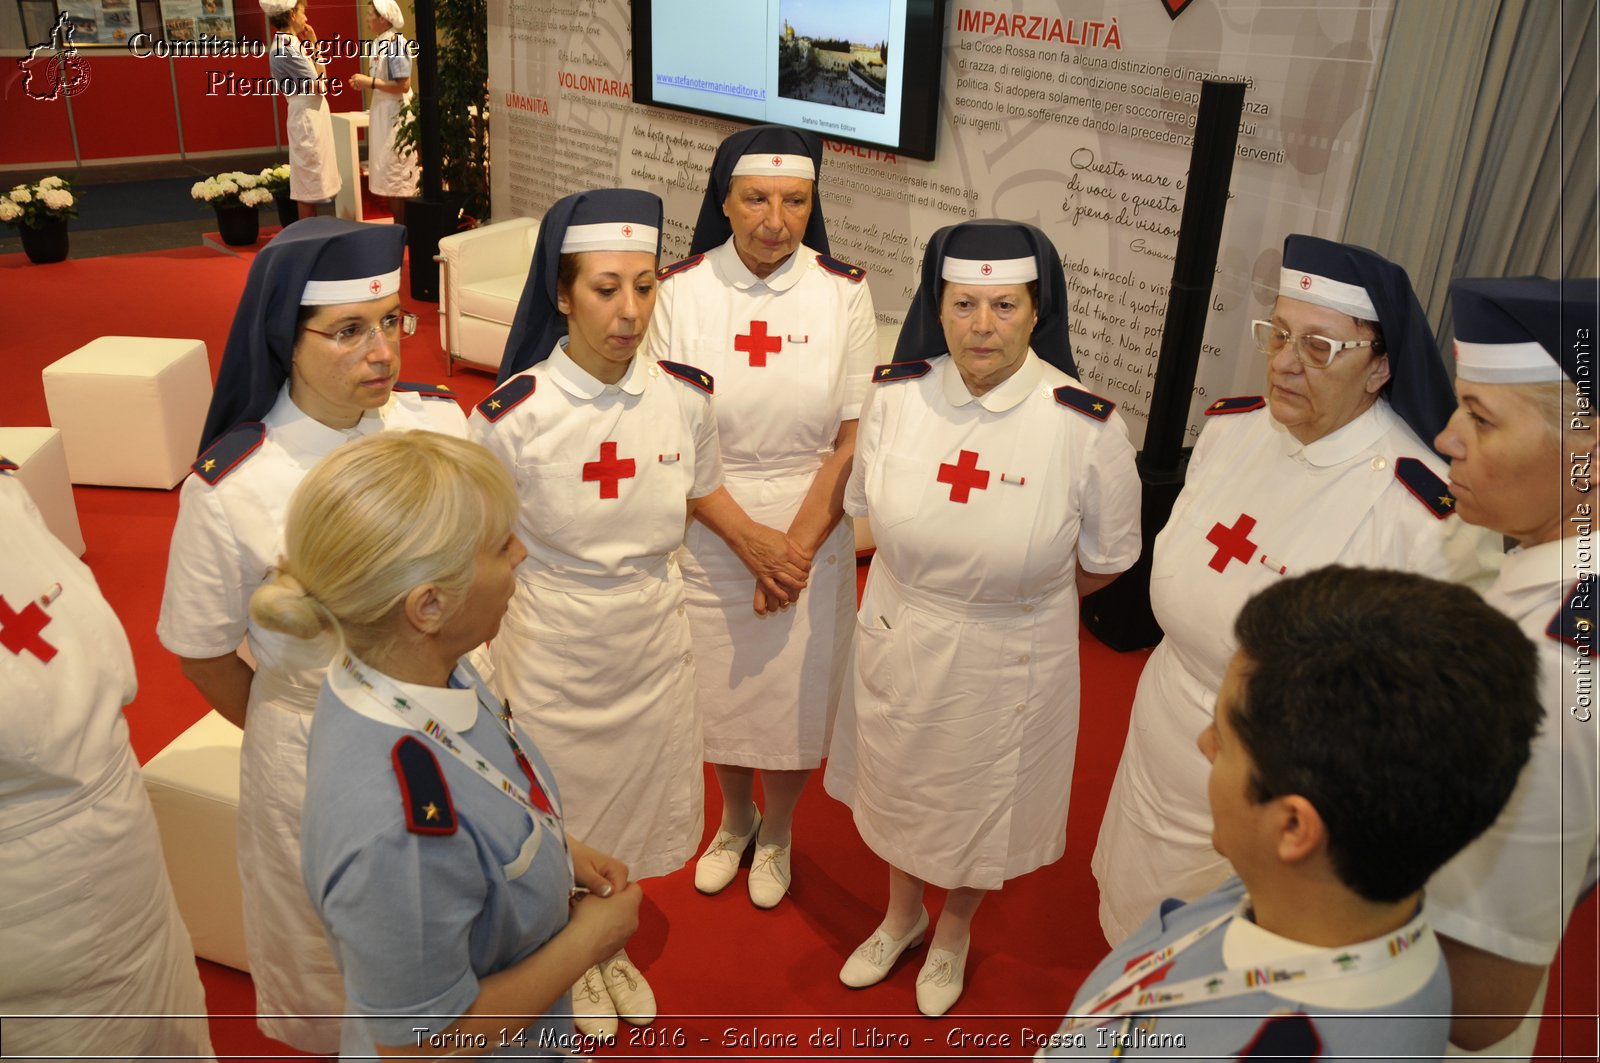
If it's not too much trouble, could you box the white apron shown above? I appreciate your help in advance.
[679,457,856,770]
[493,562,702,880]
[0,747,215,1063]
[366,31,418,197]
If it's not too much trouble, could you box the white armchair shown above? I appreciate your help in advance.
[435,217,540,375]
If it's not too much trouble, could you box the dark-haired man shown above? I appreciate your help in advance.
[1040,566,1540,1059]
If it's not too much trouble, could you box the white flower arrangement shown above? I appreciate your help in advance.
[0,176,78,229]
[192,170,274,210]
[258,164,292,196]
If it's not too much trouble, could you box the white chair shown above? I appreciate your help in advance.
[142,710,249,972]
[435,217,540,375]
[0,426,85,556]
[41,337,212,489]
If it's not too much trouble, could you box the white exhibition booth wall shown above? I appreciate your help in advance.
[487,0,1394,446]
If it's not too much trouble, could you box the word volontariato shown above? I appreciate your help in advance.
[128,32,418,61]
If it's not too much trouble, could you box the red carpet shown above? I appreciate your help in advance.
[2,244,1594,1060]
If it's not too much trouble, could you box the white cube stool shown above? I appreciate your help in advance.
[142,710,250,972]
[0,427,85,556]
[42,337,212,489]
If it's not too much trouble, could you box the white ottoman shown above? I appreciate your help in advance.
[0,427,85,556]
[142,710,250,972]
[41,337,212,489]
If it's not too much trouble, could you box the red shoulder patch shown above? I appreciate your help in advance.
[392,736,457,835]
[192,422,266,485]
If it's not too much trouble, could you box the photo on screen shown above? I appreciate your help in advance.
[777,0,889,116]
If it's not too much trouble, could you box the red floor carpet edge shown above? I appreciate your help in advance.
[2,244,1594,1060]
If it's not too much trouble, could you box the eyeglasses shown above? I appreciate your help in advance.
[1251,319,1376,369]
[303,310,418,353]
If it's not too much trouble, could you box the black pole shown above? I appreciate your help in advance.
[1140,80,1247,477]
[405,0,447,301]
[1081,80,1247,651]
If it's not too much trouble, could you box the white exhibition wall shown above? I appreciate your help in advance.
[487,0,1394,446]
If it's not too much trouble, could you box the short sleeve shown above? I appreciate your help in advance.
[467,399,529,497]
[1075,415,1142,574]
[387,37,412,81]
[270,39,317,83]
[844,383,884,519]
[688,394,724,499]
[314,822,488,1048]
[839,277,878,421]
[157,477,251,659]
[417,397,469,439]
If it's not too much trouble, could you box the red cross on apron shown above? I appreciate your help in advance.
[937,449,991,503]
[0,594,57,662]
[582,441,636,499]
[734,321,783,367]
[1206,513,1259,572]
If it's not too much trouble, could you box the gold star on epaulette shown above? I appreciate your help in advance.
[1439,494,1454,508]
[850,268,861,276]
[879,366,892,377]
[1092,402,1106,412]
[488,399,502,410]
[1211,400,1225,409]
[202,459,216,472]
[700,374,710,386]
[437,384,452,391]
[423,802,440,821]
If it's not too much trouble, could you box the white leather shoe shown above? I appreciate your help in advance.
[839,907,929,988]
[570,965,617,1040]
[694,807,761,894]
[600,949,657,1027]
[915,941,969,1017]
[747,841,791,908]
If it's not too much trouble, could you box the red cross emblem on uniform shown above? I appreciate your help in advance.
[981,263,993,276]
[1299,275,1312,290]
[735,321,783,367]
[0,594,57,663]
[1206,513,1259,572]
[771,155,783,166]
[938,449,991,503]
[370,280,383,294]
[582,441,636,499]
[621,224,633,237]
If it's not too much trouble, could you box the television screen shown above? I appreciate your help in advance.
[632,0,947,161]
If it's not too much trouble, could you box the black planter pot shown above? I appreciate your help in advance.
[18,218,68,264]
[273,192,298,230]
[214,203,261,247]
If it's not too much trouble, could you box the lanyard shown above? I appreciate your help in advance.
[1066,900,1428,1033]
[338,653,564,839]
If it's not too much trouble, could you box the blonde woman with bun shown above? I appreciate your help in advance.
[252,430,640,1060]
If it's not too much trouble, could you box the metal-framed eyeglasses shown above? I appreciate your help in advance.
[1251,319,1377,369]
[302,310,419,353]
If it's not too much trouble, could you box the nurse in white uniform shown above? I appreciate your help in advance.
[644,125,877,910]
[158,218,467,1054]
[0,468,216,1063]
[1091,235,1498,946]
[1427,277,1598,1059]
[349,0,418,225]
[824,220,1142,1016]
[264,0,341,220]
[471,189,723,1040]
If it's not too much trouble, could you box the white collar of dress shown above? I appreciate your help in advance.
[1494,537,1569,596]
[1276,399,1396,469]
[328,652,482,732]
[546,340,645,398]
[940,349,1042,413]
[714,237,808,294]
[268,383,390,455]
